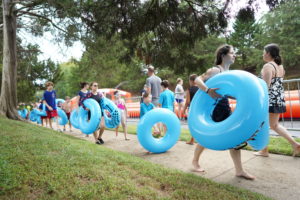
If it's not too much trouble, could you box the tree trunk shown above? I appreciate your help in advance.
[0,0,20,119]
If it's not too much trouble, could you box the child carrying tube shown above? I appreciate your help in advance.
[140,92,160,137]
[114,91,130,140]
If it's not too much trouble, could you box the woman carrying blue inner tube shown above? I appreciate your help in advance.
[80,82,105,145]
[77,82,90,137]
[254,44,300,157]
[192,44,255,180]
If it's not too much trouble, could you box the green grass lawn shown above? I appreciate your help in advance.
[0,117,270,200]
[112,124,300,156]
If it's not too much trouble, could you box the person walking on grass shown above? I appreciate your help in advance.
[254,43,300,157]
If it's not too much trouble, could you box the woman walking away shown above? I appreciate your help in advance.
[175,78,185,120]
[254,43,300,157]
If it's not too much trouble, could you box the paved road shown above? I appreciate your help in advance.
[127,118,300,138]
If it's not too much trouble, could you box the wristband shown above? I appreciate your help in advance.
[205,88,210,93]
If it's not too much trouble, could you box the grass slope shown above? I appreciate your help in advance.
[0,117,269,200]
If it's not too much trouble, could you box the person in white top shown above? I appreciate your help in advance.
[175,78,185,120]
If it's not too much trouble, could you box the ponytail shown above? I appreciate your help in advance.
[274,55,282,65]
[264,44,282,65]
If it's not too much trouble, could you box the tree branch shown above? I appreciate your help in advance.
[18,10,68,34]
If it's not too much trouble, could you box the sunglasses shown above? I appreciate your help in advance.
[93,85,98,87]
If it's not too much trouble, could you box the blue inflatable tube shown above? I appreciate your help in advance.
[100,97,121,128]
[18,110,23,117]
[79,98,101,134]
[137,108,181,154]
[18,109,28,119]
[70,108,80,129]
[29,109,43,124]
[34,104,47,117]
[29,110,37,122]
[57,107,68,126]
[188,70,269,151]
[247,78,269,150]
[56,98,65,105]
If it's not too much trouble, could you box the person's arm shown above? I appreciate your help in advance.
[261,64,273,88]
[80,93,90,110]
[76,95,80,105]
[146,78,151,94]
[183,90,190,114]
[195,67,222,98]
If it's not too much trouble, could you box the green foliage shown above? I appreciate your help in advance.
[17,44,62,102]
[54,61,79,98]
[228,7,262,72]
[66,36,148,94]
[256,0,300,70]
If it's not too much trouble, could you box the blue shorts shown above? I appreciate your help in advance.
[176,99,184,104]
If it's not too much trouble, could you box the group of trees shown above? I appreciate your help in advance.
[0,0,299,119]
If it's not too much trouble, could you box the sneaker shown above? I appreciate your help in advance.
[95,140,102,145]
[98,138,104,144]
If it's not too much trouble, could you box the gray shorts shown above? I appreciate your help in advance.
[152,98,159,107]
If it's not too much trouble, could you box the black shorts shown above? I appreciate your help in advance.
[212,98,231,122]
[269,106,286,113]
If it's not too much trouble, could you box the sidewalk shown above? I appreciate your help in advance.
[58,125,299,200]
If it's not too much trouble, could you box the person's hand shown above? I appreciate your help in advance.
[207,88,222,99]
[85,108,89,111]
[48,106,53,111]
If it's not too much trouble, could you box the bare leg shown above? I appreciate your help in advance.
[229,149,255,180]
[271,113,300,156]
[69,121,72,131]
[48,118,53,129]
[255,113,300,157]
[186,137,194,145]
[55,117,59,130]
[93,131,99,142]
[192,144,205,172]
[122,122,129,140]
[179,102,184,119]
[98,117,105,140]
[115,126,119,137]
[178,103,182,119]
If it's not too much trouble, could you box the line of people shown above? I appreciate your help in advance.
[20,43,300,182]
